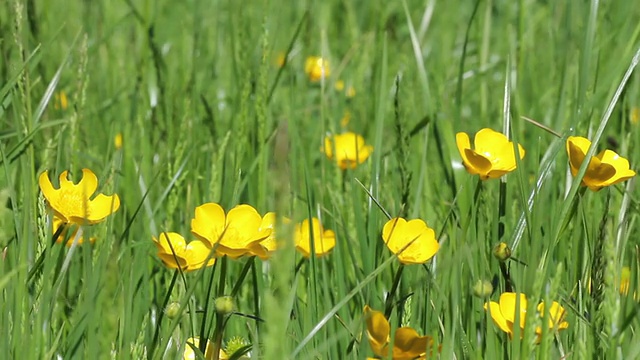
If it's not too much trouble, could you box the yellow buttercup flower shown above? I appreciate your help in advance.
[335,80,356,98]
[294,218,335,257]
[153,232,215,271]
[364,305,434,359]
[52,216,95,246]
[305,56,330,82]
[484,292,569,342]
[183,337,228,360]
[322,132,373,170]
[191,203,271,259]
[456,128,525,180]
[114,133,123,150]
[631,107,640,125]
[39,168,120,225]
[382,218,439,265]
[566,136,636,191]
[249,212,292,259]
[54,91,68,110]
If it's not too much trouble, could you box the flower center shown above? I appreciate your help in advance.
[58,188,91,217]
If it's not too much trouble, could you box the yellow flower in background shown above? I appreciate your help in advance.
[364,305,434,359]
[54,91,68,110]
[484,292,569,342]
[566,136,636,191]
[114,133,123,150]
[294,218,335,257]
[456,128,525,180]
[183,337,228,360]
[305,56,330,82]
[620,266,631,296]
[39,168,120,225]
[275,52,287,68]
[340,111,352,128]
[191,203,271,259]
[249,212,292,259]
[382,218,439,265]
[335,80,356,98]
[153,232,215,271]
[52,216,95,246]
[631,107,640,125]
[322,132,373,170]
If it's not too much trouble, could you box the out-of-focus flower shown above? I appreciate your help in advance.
[54,91,68,110]
[620,266,631,296]
[340,111,351,128]
[484,292,569,342]
[52,215,95,246]
[364,305,434,359]
[631,107,640,125]
[566,136,636,191]
[382,218,439,265]
[305,56,330,82]
[456,128,525,180]
[472,279,494,298]
[153,232,215,271]
[335,80,356,98]
[294,218,335,257]
[183,337,228,360]
[114,133,123,150]
[191,203,271,259]
[249,212,292,259]
[322,132,373,170]
[275,52,287,68]
[225,336,251,359]
[39,168,120,225]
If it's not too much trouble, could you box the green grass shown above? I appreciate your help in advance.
[2,0,640,358]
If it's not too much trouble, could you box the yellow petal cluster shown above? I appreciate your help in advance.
[304,56,330,82]
[322,132,373,170]
[294,218,336,258]
[183,337,228,360]
[153,232,215,271]
[39,168,120,225]
[382,218,439,265]
[190,203,271,259]
[364,305,434,359]
[566,136,636,191]
[484,292,569,342]
[52,216,95,247]
[456,128,525,180]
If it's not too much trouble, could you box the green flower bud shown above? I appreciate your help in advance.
[492,242,511,262]
[165,302,181,319]
[214,296,235,315]
[472,279,493,298]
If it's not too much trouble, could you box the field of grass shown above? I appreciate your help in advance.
[2,0,640,359]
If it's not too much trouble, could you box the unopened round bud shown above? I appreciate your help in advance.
[165,302,181,319]
[492,242,512,262]
[472,279,493,298]
[214,296,235,315]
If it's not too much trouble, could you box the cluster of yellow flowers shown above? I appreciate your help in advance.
[456,128,636,190]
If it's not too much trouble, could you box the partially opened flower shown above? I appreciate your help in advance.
[305,56,330,82]
[249,212,292,260]
[183,337,228,360]
[39,168,120,225]
[382,218,439,265]
[191,203,271,259]
[52,216,95,247]
[456,128,525,180]
[322,132,373,170]
[294,218,335,257]
[484,292,568,342]
[153,232,215,271]
[364,305,434,359]
[566,136,636,191]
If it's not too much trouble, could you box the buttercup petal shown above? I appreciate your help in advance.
[499,292,527,331]
[464,149,493,177]
[455,132,473,166]
[76,168,99,197]
[382,218,439,264]
[85,193,121,223]
[295,218,336,257]
[393,327,432,359]
[185,240,215,270]
[364,306,390,356]
[474,128,510,155]
[485,301,513,336]
[221,204,264,249]
[191,203,226,245]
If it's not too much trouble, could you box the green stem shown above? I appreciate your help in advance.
[150,270,179,359]
[384,264,405,318]
[231,256,255,297]
[199,262,219,354]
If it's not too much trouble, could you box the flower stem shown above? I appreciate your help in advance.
[231,256,255,297]
[199,262,219,355]
[384,264,405,318]
[497,178,514,292]
[150,269,179,359]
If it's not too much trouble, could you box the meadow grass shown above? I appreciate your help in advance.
[2,0,640,359]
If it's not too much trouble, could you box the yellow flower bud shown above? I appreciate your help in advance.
[472,279,493,298]
[492,242,511,262]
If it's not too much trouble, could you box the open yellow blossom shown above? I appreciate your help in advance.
[484,292,569,342]
[248,212,292,259]
[153,232,215,271]
[183,337,228,360]
[322,132,373,170]
[52,216,95,246]
[382,218,439,265]
[364,305,434,359]
[456,128,525,180]
[566,136,636,191]
[191,203,271,259]
[305,56,330,82]
[294,218,335,257]
[39,168,120,225]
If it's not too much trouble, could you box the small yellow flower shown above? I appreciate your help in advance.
[620,266,631,296]
[114,133,123,150]
[322,132,373,170]
[364,305,434,359]
[54,91,68,110]
[484,292,568,342]
[294,218,335,257]
[183,337,228,360]
[382,218,439,265]
[340,111,351,128]
[566,136,636,191]
[153,232,215,271]
[305,56,330,82]
[191,203,271,259]
[456,128,525,180]
[275,52,287,68]
[52,216,95,246]
[39,168,120,225]
[631,107,640,125]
